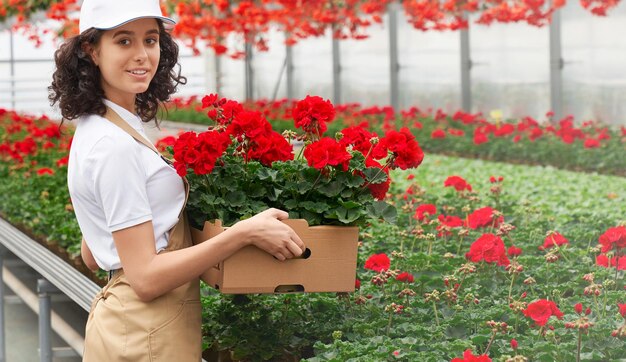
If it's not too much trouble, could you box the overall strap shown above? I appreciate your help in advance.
[103,106,189,203]
[103,106,192,251]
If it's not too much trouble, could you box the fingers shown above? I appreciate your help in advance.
[290,230,306,252]
[285,239,304,258]
[267,208,289,220]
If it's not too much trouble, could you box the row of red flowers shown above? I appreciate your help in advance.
[4,0,621,55]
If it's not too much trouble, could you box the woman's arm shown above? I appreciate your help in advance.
[113,208,305,302]
[81,238,100,271]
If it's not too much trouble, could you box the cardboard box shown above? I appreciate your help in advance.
[191,219,359,294]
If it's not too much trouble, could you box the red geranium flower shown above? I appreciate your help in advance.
[363,156,390,200]
[414,204,437,222]
[466,207,501,229]
[396,272,414,283]
[431,129,446,139]
[451,349,492,362]
[292,95,335,136]
[444,175,472,192]
[246,131,294,166]
[598,226,626,253]
[437,215,464,236]
[539,231,569,251]
[618,303,626,318]
[596,254,626,270]
[340,125,382,158]
[375,128,424,170]
[507,245,522,257]
[227,110,273,141]
[583,138,600,149]
[36,167,54,176]
[522,299,564,326]
[364,253,390,272]
[466,233,510,266]
[303,137,351,171]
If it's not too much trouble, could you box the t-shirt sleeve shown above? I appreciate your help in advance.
[87,135,153,232]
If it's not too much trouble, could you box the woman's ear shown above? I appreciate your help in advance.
[81,42,99,66]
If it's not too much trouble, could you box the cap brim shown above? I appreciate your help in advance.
[94,15,176,31]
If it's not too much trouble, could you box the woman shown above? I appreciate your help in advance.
[48,0,305,360]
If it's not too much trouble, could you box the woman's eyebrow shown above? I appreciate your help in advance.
[112,29,160,38]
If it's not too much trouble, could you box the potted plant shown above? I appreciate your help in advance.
[168,94,424,293]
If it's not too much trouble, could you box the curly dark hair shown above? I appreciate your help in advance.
[48,20,186,125]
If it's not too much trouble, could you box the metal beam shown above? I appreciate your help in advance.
[332,35,341,105]
[286,43,294,100]
[388,1,400,112]
[244,41,254,101]
[460,19,472,112]
[0,218,100,312]
[549,7,564,121]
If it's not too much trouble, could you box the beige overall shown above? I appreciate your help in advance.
[82,107,202,361]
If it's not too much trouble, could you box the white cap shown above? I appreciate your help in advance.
[79,0,176,34]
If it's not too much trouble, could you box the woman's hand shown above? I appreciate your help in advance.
[233,208,306,261]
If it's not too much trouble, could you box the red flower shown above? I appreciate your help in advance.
[507,245,522,257]
[364,253,390,272]
[36,168,54,175]
[598,226,626,253]
[489,176,504,183]
[396,272,414,283]
[431,129,446,139]
[444,175,472,192]
[574,303,583,315]
[375,128,424,170]
[304,137,351,171]
[451,349,492,362]
[510,339,518,350]
[522,299,564,326]
[201,93,219,108]
[539,231,569,251]
[583,138,600,149]
[292,95,335,135]
[467,207,501,229]
[437,215,464,236]
[473,129,489,145]
[247,131,294,166]
[227,110,273,140]
[414,204,437,222]
[466,233,510,266]
[406,174,415,180]
[596,254,626,270]
[172,130,231,177]
[155,135,176,152]
[363,157,390,200]
[618,303,626,318]
[355,279,361,289]
[340,125,381,158]
[56,155,69,167]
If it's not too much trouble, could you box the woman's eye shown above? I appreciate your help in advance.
[118,39,130,46]
[146,38,158,45]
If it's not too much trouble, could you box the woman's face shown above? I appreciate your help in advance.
[89,18,160,109]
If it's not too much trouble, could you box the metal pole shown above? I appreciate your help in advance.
[37,279,53,362]
[388,1,400,112]
[549,7,563,121]
[0,247,5,362]
[460,17,472,112]
[215,53,222,95]
[9,29,16,110]
[332,34,341,105]
[286,42,294,100]
[244,41,254,101]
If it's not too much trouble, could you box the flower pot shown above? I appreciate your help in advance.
[191,219,359,294]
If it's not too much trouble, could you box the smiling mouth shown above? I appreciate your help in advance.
[127,70,148,75]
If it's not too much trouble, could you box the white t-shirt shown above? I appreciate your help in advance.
[67,99,185,271]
